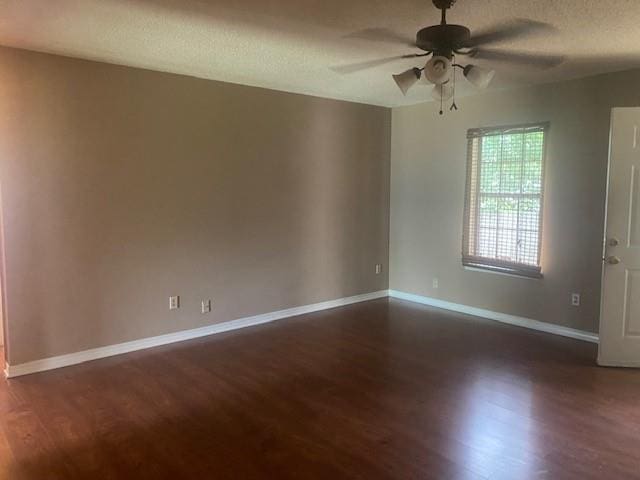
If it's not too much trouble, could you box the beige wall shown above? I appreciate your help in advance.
[391,69,640,334]
[0,47,391,365]
[2,44,636,366]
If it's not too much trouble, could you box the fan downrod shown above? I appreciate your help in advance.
[432,0,458,29]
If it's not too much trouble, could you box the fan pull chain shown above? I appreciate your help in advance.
[439,91,443,115]
[450,55,458,112]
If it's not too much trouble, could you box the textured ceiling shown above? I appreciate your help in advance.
[0,0,639,107]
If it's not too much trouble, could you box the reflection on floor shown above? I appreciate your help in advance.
[1,298,639,479]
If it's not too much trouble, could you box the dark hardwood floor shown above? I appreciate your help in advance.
[1,298,639,479]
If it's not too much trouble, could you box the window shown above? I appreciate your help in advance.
[462,123,548,278]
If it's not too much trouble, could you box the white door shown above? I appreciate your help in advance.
[599,107,640,367]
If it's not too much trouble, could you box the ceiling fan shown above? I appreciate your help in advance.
[336,0,564,114]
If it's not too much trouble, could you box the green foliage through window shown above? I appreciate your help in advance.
[463,124,547,275]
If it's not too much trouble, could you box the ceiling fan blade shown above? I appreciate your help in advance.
[330,54,426,74]
[343,28,416,47]
[466,48,565,68]
[463,19,557,47]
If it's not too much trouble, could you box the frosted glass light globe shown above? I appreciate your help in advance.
[424,56,452,85]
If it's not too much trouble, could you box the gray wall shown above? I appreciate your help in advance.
[0,47,391,365]
[390,69,640,334]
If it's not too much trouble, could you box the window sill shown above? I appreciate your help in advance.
[463,265,543,280]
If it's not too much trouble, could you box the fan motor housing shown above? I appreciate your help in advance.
[416,24,471,56]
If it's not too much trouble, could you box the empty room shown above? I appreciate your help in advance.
[0,0,639,478]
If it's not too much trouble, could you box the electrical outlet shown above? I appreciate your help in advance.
[433,278,439,289]
[375,264,382,275]
[201,299,212,314]
[571,293,581,307]
[169,295,180,310]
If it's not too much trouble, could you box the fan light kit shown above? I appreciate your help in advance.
[394,59,495,113]
[337,0,564,115]
[392,0,563,114]
[393,0,499,114]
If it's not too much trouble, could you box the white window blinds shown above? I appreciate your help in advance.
[462,123,548,278]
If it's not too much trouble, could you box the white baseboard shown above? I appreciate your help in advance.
[4,288,599,378]
[388,290,599,344]
[596,357,640,368]
[4,290,388,378]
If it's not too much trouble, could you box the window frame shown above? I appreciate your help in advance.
[462,122,549,279]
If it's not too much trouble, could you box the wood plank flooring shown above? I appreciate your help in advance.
[1,298,639,479]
